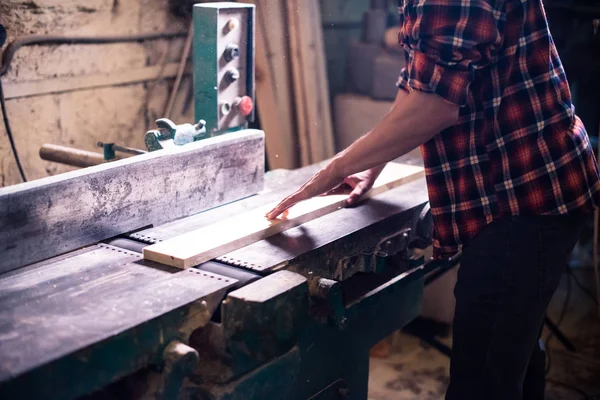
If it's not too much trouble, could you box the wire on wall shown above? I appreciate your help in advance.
[0,31,188,183]
[0,79,26,182]
[0,32,187,77]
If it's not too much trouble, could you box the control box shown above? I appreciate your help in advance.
[193,3,255,136]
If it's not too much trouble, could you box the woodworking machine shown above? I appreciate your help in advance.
[0,3,436,400]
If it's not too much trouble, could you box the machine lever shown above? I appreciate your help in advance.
[40,142,144,168]
[40,143,112,168]
[158,341,200,400]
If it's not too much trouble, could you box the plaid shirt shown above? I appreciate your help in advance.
[396,0,600,257]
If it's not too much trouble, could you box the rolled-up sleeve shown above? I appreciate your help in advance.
[396,0,502,106]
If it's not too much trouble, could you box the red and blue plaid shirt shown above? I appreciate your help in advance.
[396,0,600,257]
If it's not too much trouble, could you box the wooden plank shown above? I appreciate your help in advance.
[143,162,424,269]
[0,129,264,274]
[3,63,188,99]
[307,0,336,158]
[287,0,335,165]
[287,0,311,166]
[214,176,429,276]
[241,0,298,170]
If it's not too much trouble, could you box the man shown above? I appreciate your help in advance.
[266,0,600,399]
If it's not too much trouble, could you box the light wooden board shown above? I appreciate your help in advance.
[287,0,311,166]
[143,162,424,269]
[287,0,335,165]
[240,0,298,170]
[307,0,336,159]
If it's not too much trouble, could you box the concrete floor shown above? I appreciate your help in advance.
[367,267,600,400]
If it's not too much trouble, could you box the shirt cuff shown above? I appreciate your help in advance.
[396,50,473,107]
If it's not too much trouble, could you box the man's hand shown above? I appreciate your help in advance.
[265,163,343,220]
[332,164,385,206]
[265,164,385,220]
[265,89,459,221]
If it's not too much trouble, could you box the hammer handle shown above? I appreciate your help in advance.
[40,144,105,168]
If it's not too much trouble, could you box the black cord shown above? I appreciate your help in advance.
[0,32,187,77]
[0,31,187,183]
[567,267,599,305]
[547,378,590,400]
[0,79,26,182]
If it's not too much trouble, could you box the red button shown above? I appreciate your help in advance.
[236,96,253,117]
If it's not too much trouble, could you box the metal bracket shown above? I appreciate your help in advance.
[308,277,347,330]
[144,118,207,151]
[158,341,200,400]
[336,228,412,279]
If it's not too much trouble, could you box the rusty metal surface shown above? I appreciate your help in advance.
[189,271,308,385]
[0,129,264,274]
[0,244,237,399]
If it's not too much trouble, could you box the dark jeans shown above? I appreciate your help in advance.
[445,214,586,400]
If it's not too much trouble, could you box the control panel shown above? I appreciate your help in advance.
[193,3,255,136]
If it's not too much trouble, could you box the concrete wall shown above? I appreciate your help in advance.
[0,0,197,187]
[320,0,399,104]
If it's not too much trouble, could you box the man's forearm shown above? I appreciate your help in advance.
[330,90,460,178]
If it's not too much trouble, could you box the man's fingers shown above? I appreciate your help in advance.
[265,191,306,219]
[266,167,343,219]
[265,204,286,220]
[344,175,359,188]
[266,199,293,220]
[345,183,367,206]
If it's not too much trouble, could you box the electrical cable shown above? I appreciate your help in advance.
[0,31,187,183]
[0,79,26,182]
[0,32,187,77]
[567,267,599,305]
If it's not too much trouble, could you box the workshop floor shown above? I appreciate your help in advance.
[367,268,600,400]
